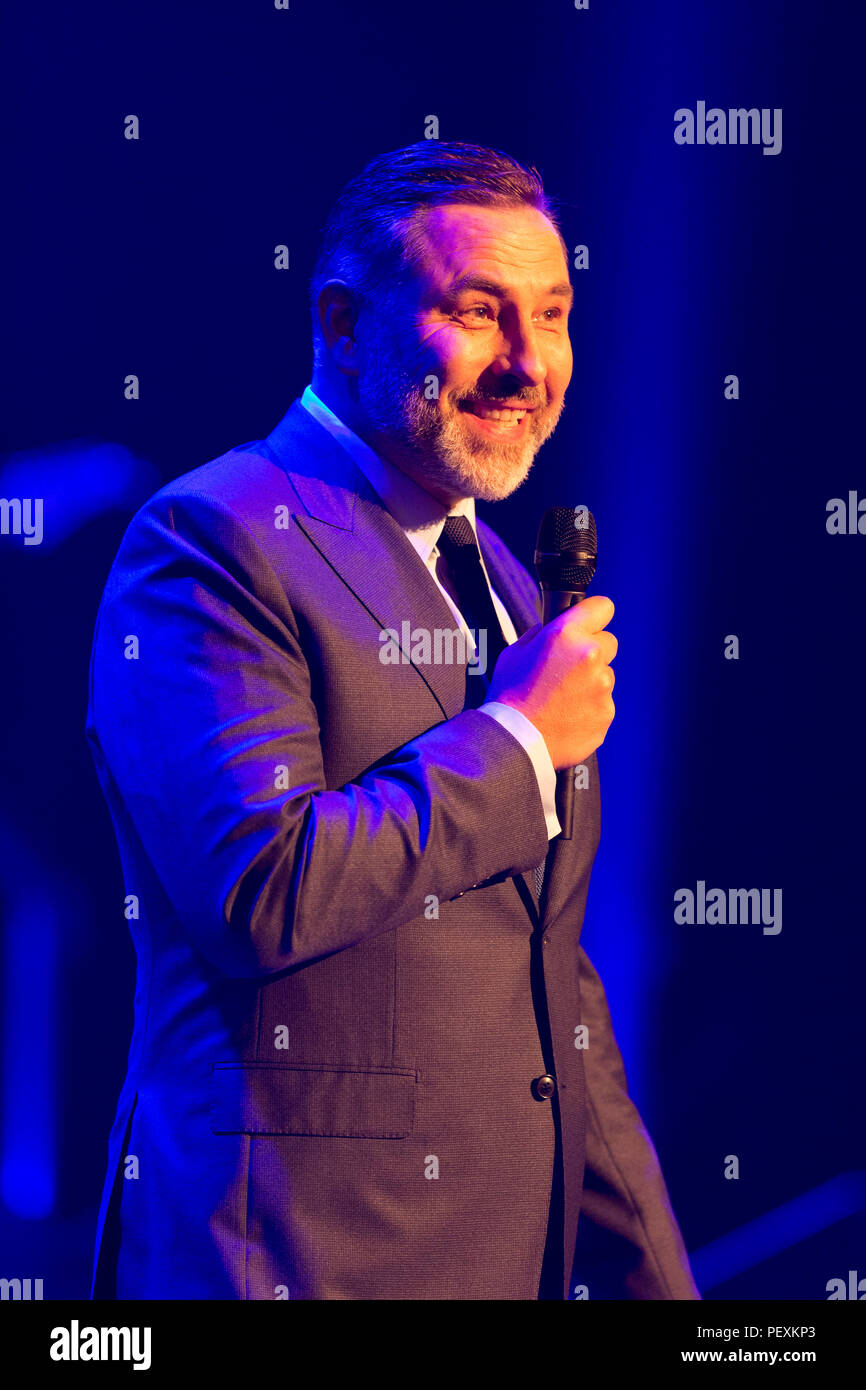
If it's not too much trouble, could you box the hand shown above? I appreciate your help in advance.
[486,596,617,770]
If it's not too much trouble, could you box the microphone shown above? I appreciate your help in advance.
[533,506,598,841]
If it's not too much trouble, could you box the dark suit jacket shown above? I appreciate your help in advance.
[85,398,700,1300]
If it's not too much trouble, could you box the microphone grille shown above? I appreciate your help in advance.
[534,506,598,589]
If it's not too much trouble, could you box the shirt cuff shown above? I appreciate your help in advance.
[477,701,562,840]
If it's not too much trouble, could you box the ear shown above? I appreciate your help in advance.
[316,279,361,376]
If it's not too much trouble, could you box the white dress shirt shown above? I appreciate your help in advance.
[299,385,561,839]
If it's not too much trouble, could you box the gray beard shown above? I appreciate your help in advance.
[356,351,563,503]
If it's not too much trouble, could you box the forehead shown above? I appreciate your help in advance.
[407,203,569,295]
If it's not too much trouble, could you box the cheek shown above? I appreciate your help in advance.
[549,338,573,393]
[415,325,490,387]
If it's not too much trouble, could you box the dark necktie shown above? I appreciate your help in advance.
[436,515,548,902]
[435,515,509,709]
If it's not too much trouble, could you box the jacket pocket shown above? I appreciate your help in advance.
[209,1062,417,1138]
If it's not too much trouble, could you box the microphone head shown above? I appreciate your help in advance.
[534,506,598,590]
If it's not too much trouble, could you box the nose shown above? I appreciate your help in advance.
[490,316,547,388]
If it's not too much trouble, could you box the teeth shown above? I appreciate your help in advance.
[470,406,526,424]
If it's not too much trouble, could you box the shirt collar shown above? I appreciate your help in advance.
[299,384,476,565]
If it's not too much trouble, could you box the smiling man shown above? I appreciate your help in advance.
[86,142,699,1301]
[315,198,572,505]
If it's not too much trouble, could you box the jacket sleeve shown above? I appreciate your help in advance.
[86,488,550,978]
[573,946,702,1299]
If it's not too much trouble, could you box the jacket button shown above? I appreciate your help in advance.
[532,1074,556,1101]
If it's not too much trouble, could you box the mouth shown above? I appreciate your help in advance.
[457,401,537,436]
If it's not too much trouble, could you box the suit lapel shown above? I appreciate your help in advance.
[263,400,470,721]
[475,520,541,639]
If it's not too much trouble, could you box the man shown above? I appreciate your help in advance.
[86,141,699,1300]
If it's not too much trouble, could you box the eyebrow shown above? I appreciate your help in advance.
[444,273,574,306]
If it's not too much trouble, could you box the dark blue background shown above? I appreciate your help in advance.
[2,0,863,1299]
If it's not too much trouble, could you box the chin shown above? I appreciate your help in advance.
[446,448,536,503]
[447,409,560,501]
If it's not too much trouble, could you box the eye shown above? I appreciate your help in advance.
[538,306,563,322]
[456,303,496,320]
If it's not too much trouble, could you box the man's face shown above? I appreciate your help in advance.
[354,203,573,504]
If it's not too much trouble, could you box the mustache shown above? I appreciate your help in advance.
[453,391,546,410]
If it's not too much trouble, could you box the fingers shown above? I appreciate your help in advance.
[594,629,618,664]
[557,594,615,635]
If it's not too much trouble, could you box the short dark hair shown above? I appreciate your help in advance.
[309,141,567,359]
